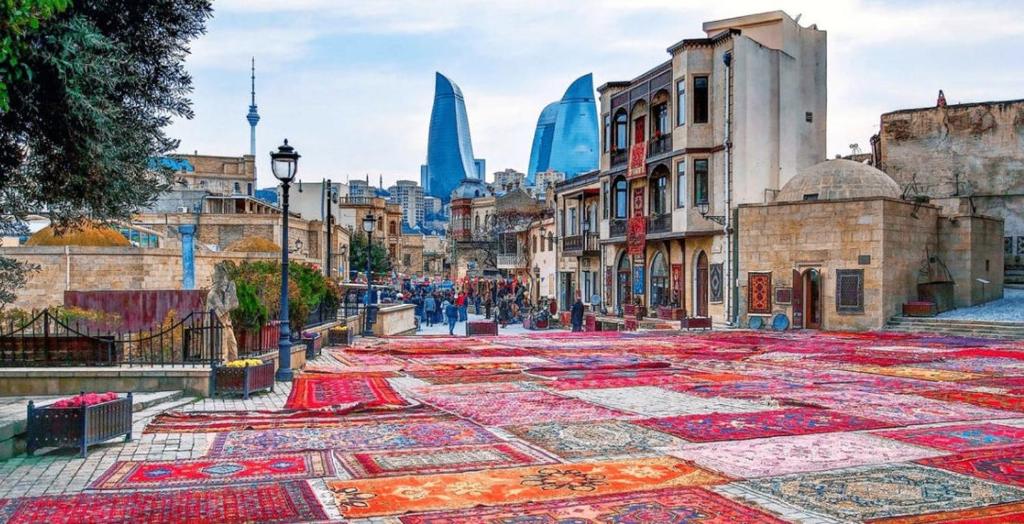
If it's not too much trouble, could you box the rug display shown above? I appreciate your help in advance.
[919,389,1024,412]
[325,457,724,518]
[637,407,890,442]
[334,442,556,478]
[869,501,1024,523]
[399,486,786,524]
[90,451,335,489]
[562,386,773,417]
[918,446,1024,487]
[0,481,326,523]
[875,423,1024,451]
[421,391,629,426]
[284,375,410,410]
[504,420,685,459]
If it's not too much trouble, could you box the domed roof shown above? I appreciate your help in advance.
[26,223,130,247]
[777,159,901,202]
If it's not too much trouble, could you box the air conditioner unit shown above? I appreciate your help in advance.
[177,207,190,213]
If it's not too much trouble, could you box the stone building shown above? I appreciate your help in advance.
[872,98,1024,280]
[554,170,601,309]
[592,10,826,324]
[160,153,257,197]
[336,194,405,277]
[737,159,1003,330]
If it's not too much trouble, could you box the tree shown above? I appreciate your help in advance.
[349,232,392,281]
[0,0,212,308]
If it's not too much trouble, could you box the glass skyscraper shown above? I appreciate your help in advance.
[527,73,599,183]
[420,72,485,202]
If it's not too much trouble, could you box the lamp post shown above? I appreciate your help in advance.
[271,139,300,382]
[697,199,726,226]
[325,179,338,278]
[362,214,378,336]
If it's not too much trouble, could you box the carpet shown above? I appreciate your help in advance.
[562,386,773,417]
[504,420,685,459]
[875,423,1024,452]
[637,407,890,442]
[325,457,724,518]
[207,416,497,457]
[785,390,1018,425]
[284,375,410,410]
[920,389,1024,412]
[0,481,326,523]
[335,442,555,478]
[409,368,541,384]
[670,432,945,478]
[541,372,710,391]
[734,463,1024,521]
[843,364,984,382]
[869,502,1024,523]
[143,408,432,433]
[90,451,335,489]
[421,391,629,426]
[399,486,787,524]
[918,446,1024,487]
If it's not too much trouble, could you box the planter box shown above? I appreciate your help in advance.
[213,361,275,399]
[328,327,352,346]
[302,333,323,360]
[466,321,498,336]
[681,316,713,331]
[903,301,938,317]
[624,316,639,331]
[27,393,133,457]
[657,307,685,321]
[623,305,647,319]
[584,313,596,332]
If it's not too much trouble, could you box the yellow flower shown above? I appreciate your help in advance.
[225,358,264,368]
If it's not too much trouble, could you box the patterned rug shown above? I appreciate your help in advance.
[207,416,497,457]
[421,391,628,426]
[504,420,685,460]
[919,389,1024,412]
[869,501,1024,523]
[918,446,1024,487]
[334,442,555,478]
[670,432,945,478]
[399,486,787,523]
[143,408,437,433]
[562,386,773,417]
[325,457,724,518]
[0,481,326,523]
[90,451,335,489]
[842,364,984,382]
[875,423,1024,451]
[732,463,1024,521]
[637,407,890,442]
[284,375,410,410]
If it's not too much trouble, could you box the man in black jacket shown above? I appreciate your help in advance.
[570,297,584,332]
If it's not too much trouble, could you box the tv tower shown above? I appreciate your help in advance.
[246,57,260,156]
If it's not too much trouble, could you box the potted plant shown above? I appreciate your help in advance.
[213,358,275,399]
[27,392,132,457]
[328,325,351,346]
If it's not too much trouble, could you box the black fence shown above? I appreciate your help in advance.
[0,310,223,367]
[305,301,337,329]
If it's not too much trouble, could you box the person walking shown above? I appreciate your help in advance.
[570,296,585,332]
[456,291,467,322]
[441,296,451,325]
[424,293,436,327]
[445,299,458,335]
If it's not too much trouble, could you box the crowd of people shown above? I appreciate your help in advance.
[400,280,557,334]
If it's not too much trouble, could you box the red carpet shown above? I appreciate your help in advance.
[90,451,335,489]
[285,375,410,410]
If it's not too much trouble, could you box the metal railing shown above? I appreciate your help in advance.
[563,233,600,253]
[0,310,222,367]
[610,218,627,238]
[497,254,528,269]
[648,212,673,233]
[649,134,672,156]
[305,301,338,329]
[235,321,280,358]
[611,149,627,166]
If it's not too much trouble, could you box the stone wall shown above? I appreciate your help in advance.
[880,200,940,322]
[938,214,1004,306]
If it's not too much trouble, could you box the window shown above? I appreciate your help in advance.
[603,114,611,152]
[654,104,669,135]
[533,235,538,253]
[613,178,628,219]
[693,159,709,205]
[676,80,686,126]
[803,194,819,201]
[651,174,668,215]
[247,183,253,195]
[548,232,554,251]
[650,252,669,307]
[614,111,628,151]
[403,254,411,267]
[569,207,578,235]
[233,182,241,193]
[602,181,609,219]
[693,76,709,124]
[836,269,865,314]
[676,162,686,207]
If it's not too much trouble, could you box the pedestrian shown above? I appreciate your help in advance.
[441,296,451,325]
[456,291,467,322]
[445,299,458,335]
[570,296,584,332]
[424,294,436,327]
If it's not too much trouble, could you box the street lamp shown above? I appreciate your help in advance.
[697,199,726,226]
[271,139,300,382]
[362,214,378,336]
[325,179,338,279]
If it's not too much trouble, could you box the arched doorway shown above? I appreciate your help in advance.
[617,252,631,313]
[694,251,709,317]
[650,251,669,307]
[792,268,822,329]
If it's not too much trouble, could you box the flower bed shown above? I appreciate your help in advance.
[213,359,275,399]
[328,326,351,346]
[27,392,133,457]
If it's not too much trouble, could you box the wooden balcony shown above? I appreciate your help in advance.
[610,218,627,239]
[610,149,627,167]
[649,134,672,156]
[563,233,600,256]
[648,212,673,234]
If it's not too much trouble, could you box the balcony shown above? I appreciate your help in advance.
[648,212,673,234]
[649,134,672,156]
[497,253,528,269]
[610,218,627,238]
[611,149,627,167]
[338,196,376,206]
[563,233,600,256]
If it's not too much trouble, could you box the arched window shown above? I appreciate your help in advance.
[650,251,669,307]
[650,169,669,215]
[233,182,240,193]
[475,215,480,231]
[613,177,628,219]
[613,110,628,151]
[389,221,397,235]
[617,252,631,309]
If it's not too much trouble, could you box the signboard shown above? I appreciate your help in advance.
[632,265,645,295]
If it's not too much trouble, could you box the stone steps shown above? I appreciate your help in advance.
[884,316,1024,340]
[0,390,190,460]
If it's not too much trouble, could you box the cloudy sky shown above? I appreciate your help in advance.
[167,0,1024,190]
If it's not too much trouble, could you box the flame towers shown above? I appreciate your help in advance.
[420,72,485,203]
[527,73,599,183]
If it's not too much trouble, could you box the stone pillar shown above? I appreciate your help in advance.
[178,224,196,290]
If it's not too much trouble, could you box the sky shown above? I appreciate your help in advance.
[167,0,1024,190]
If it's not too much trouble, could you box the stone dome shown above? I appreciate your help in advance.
[26,223,130,247]
[777,159,901,202]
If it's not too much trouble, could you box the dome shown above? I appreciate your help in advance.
[26,223,130,247]
[227,237,280,253]
[777,159,901,202]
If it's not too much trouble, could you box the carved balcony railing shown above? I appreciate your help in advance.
[610,149,627,167]
[648,212,673,234]
[610,218,627,238]
[649,134,672,156]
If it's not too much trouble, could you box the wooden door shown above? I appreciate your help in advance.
[806,269,822,329]
[792,269,803,329]
[695,251,709,317]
